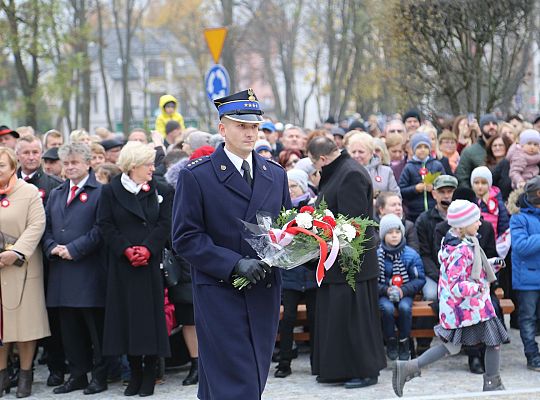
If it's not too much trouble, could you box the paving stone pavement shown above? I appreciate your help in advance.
[23,321,540,399]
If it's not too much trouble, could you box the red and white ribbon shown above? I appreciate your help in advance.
[268,218,339,286]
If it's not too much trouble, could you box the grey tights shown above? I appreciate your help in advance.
[417,343,500,375]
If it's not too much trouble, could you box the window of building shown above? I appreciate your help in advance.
[148,60,165,78]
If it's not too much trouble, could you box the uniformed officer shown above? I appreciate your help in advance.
[172,89,291,400]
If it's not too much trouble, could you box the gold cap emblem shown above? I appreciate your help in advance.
[247,88,256,102]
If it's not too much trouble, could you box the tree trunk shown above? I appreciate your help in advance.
[221,0,235,91]
[96,0,113,131]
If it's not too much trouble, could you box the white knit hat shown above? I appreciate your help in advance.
[379,213,405,239]
[447,200,481,228]
[470,166,493,188]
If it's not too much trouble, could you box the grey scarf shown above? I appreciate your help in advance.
[468,235,497,283]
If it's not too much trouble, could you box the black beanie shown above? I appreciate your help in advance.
[452,187,476,203]
[402,109,421,123]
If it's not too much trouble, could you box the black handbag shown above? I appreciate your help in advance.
[162,248,181,288]
[168,282,193,305]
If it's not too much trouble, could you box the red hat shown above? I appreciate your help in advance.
[189,145,215,160]
[0,125,20,138]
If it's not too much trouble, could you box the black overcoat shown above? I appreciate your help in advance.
[97,175,171,357]
[312,150,386,381]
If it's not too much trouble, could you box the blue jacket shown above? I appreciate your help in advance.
[398,157,446,221]
[378,244,426,298]
[43,171,104,307]
[510,197,540,291]
[172,144,291,400]
[282,267,317,292]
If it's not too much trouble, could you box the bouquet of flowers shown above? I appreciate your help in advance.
[233,201,377,290]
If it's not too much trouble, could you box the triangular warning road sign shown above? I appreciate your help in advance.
[204,28,228,64]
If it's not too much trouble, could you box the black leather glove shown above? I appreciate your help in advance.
[233,258,271,284]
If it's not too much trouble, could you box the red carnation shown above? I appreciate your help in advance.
[322,216,336,228]
[351,221,362,237]
[299,206,315,214]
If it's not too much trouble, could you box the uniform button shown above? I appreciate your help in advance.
[61,229,65,232]
[266,283,272,289]
[142,222,147,226]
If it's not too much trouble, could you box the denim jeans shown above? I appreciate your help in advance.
[516,290,540,357]
[379,296,413,340]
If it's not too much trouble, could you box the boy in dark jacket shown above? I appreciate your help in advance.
[399,133,446,222]
[378,214,426,361]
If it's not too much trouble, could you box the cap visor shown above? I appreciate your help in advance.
[224,114,264,123]
[0,130,19,138]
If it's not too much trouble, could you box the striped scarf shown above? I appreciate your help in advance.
[378,239,409,285]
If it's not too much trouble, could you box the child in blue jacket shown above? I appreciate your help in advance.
[378,213,426,361]
[399,132,446,222]
[510,176,540,372]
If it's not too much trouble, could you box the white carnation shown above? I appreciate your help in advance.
[295,212,313,229]
[324,209,335,218]
[341,223,357,242]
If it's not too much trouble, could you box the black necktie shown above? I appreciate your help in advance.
[241,160,252,187]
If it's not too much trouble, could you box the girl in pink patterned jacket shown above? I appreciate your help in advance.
[392,200,509,397]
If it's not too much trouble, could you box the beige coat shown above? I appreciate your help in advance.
[0,179,49,342]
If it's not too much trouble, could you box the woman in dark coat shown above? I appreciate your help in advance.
[98,142,172,397]
[307,137,386,389]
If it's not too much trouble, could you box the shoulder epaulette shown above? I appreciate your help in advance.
[185,155,211,169]
[266,158,284,169]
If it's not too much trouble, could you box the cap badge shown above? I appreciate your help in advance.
[247,88,256,102]
[263,165,267,171]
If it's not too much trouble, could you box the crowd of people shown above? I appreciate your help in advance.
[0,98,540,399]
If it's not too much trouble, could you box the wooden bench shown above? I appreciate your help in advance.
[277,288,515,341]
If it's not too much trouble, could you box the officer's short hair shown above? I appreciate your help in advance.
[117,141,156,173]
[58,142,92,163]
[307,136,337,160]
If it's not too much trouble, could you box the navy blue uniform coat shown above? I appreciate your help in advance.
[172,144,291,400]
[42,171,105,307]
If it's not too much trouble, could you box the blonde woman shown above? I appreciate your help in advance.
[97,142,172,396]
[345,132,400,199]
[69,129,91,145]
[0,147,48,398]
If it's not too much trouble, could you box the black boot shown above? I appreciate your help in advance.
[468,356,485,374]
[15,369,32,398]
[0,369,10,397]
[139,356,157,397]
[386,337,398,360]
[274,360,291,378]
[124,356,143,396]
[398,338,411,361]
[182,358,198,386]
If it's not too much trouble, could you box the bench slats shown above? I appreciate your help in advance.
[278,298,515,341]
